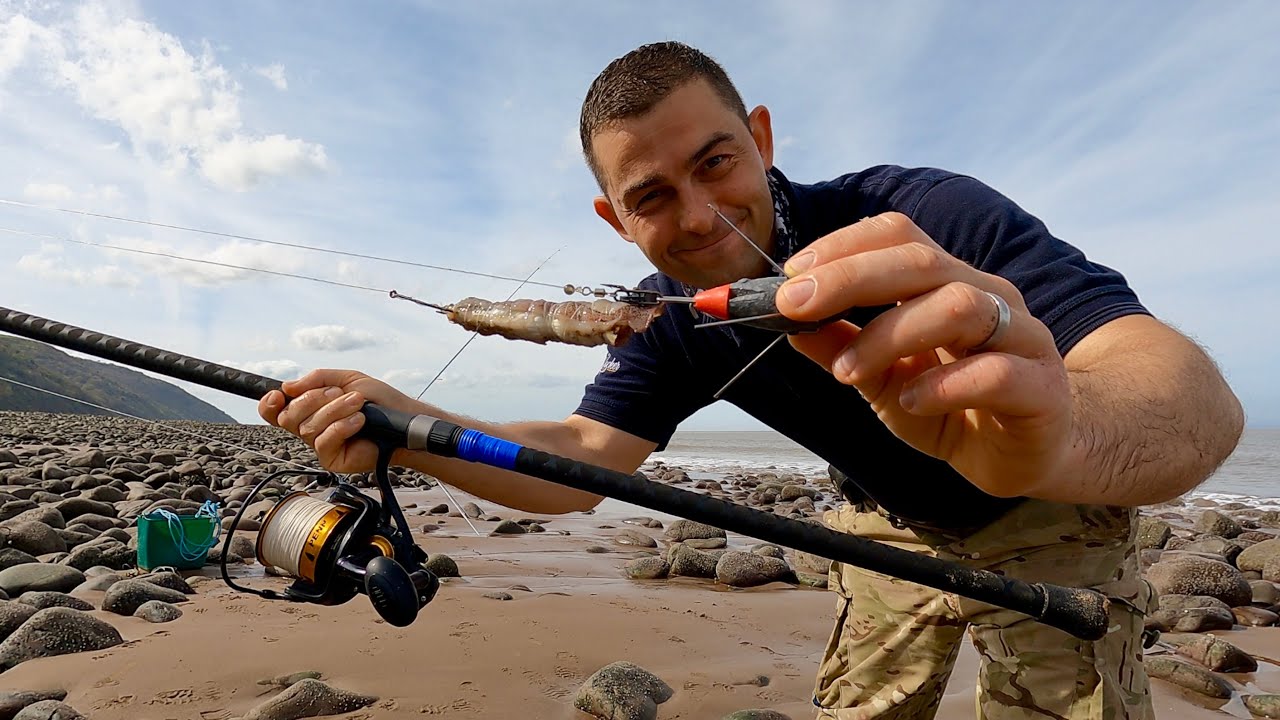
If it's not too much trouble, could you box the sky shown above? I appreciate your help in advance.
[0,0,1277,431]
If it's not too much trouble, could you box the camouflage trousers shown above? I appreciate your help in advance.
[812,499,1157,720]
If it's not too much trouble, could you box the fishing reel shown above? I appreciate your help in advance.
[220,444,439,627]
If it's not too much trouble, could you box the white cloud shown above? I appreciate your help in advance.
[22,182,74,203]
[221,358,302,380]
[6,2,326,191]
[199,134,327,192]
[16,245,139,288]
[98,236,308,287]
[21,181,123,204]
[291,325,379,352]
[254,62,287,90]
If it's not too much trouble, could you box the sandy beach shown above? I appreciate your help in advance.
[0,412,1277,719]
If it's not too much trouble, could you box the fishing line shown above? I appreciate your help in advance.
[0,197,567,291]
[412,245,566,537]
[0,226,389,294]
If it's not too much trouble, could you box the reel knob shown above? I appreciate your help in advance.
[364,555,420,627]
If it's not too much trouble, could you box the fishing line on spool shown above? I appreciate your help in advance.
[256,494,337,576]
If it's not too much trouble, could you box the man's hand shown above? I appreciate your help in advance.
[259,369,417,475]
[774,212,1071,499]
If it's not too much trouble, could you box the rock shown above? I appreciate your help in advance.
[73,574,122,593]
[1144,656,1232,698]
[796,572,828,588]
[0,564,85,596]
[1157,594,1231,612]
[663,519,726,542]
[1245,695,1280,719]
[53,498,116,523]
[1195,510,1242,538]
[62,539,134,571]
[1237,538,1280,573]
[1181,537,1244,564]
[668,545,718,579]
[751,544,785,559]
[242,679,377,720]
[138,570,194,594]
[12,700,84,720]
[1148,607,1235,633]
[425,554,459,578]
[715,552,794,587]
[1145,556,1251,607]
[461,502,483,519]
[0,607,124,671]
[491,520,526,534]
[135,600,183,622]
[1,522,66,556]
[684,537,728,550]
[574,661,674,720]
[16,592,94,612]
[257,671,323,688]
[614,529,657,548]
[1137,517,1172,550]
[1158,632,1257,672]
[101,579,189,616]
[0,549,39,571]
[1252,580,1280,606]
[625,557,669,580]
[724,711,792,720]
[779,485,816,501]
[0,602,39,643]
[482,591,513,601]
[0,690,70,720]
[66,450,106,469]
[1232,606,1278,626]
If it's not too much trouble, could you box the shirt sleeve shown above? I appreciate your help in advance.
[572,309,712,451]
[909,175,1151,356]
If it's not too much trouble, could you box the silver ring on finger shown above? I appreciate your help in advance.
[971,291,1012,353]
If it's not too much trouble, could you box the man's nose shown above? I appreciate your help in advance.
[678,192,717,235]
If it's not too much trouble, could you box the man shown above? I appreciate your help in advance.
[260,42,1244,719]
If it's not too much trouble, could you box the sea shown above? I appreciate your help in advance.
[655,428,1280,509]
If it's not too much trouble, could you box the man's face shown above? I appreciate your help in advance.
[590,79,777,289]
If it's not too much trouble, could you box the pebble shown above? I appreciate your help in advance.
[134,600,183,623]
[12,699,84,719]
[0,607,124,672]
[1144,656,1233,699]
[0,690,70,719]
[482,591,514,601]
[575,661,673,720]
[242,679,377,720]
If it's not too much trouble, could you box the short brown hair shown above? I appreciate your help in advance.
[579,41,749,193]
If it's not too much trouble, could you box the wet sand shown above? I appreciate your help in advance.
[2,484,1278,719]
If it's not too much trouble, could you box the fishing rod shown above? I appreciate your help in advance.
[0,304,1112,641]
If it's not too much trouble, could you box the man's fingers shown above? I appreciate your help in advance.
[900,353,1068,418]
[297,391,366,443]
[276,386,343,435]
[314,412,367,467]
[839,285,1049,383]
[782,212,933,278]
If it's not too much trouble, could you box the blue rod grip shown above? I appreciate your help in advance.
[454,429,522,470]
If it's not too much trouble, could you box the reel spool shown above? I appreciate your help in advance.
[220,448,440,627]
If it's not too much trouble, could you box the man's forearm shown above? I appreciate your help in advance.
[385,401,608,515]
[1031,331,1245,507]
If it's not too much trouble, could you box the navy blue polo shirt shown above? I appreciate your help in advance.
[573,165,1149,530]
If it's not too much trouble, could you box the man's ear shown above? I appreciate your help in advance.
[748,105,774,170]
[593,195,633,243]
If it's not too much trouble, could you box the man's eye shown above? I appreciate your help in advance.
[704,154,732,173]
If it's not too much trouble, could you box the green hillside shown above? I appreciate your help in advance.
[0,333,237,423]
